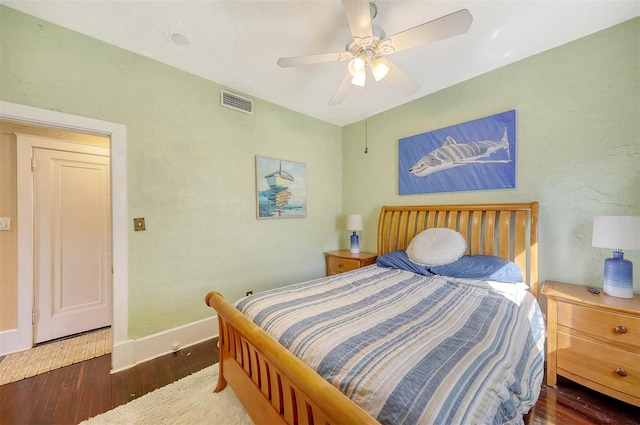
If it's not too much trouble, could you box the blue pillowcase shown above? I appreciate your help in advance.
[376,250,434,277]
[429,255,523,283]
[377,251,523,283]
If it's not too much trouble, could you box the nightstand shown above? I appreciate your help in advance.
[324,250,377,276]
[541,280,640,406]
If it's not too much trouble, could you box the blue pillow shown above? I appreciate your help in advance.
[428,255,523,283]
[376,250,434,277]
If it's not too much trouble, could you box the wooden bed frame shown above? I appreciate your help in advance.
[205,202,539,425]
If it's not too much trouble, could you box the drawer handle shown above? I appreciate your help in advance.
[615,325,628,334]
[338,263,344,268]
[615,368,628,377]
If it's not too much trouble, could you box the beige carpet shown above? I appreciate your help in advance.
[80,363,254,425]
[0,327,112,385]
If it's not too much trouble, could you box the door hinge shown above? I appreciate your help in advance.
[31,157,36,171]
[32,309,36,324]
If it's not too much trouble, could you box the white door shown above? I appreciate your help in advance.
[33,146,111,343]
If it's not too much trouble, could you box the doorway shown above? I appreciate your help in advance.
[18,134,112,344]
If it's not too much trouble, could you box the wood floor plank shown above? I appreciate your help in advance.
[111,368,136,406]
[0,375,37,425]
[29,371,57,424]
[78,355,112,424]
[49,360,83,425]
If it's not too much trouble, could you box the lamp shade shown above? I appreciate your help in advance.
[348,55,367,87]
[346,214,363,231]
[592,216,640,250]
[593,215,640,299]
[371,58,389,81]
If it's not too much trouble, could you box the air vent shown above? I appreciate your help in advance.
[221,90,253,115]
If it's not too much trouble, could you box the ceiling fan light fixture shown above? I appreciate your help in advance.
[371,58,389,81]
[348,55,367,76]
[351,69,366,87]
[349,53,368,86]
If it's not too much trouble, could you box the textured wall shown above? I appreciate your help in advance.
[342,18,640,295]
[0,6,343,339]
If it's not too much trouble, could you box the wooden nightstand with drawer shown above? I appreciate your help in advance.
[324,250,377,276]
[541,280,640,406]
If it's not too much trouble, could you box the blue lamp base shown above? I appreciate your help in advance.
[350,232,360,254]
[603,251,633,299]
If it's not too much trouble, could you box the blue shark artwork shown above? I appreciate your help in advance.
[408,127,511,177]
[398,110,516,195]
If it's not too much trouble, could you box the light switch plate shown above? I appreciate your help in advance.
[0,217,10,231]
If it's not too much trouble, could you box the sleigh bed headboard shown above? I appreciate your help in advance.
[377,202,539,297]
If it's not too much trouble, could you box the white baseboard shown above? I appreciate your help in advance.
[0,328,30,356]
[111,315,218,373]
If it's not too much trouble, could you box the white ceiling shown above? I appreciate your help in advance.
[2,1,638,126]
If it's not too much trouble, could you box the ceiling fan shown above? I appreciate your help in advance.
[277,1,473,105]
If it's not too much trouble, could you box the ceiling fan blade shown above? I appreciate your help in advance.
[342,0,372,38]
[329,73,353,105]
[278,51,349,68]
[387,9,473,53]
[384,61,420,95]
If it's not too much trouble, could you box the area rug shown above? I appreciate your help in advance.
[0,327,112,385]
[80,364,254,425]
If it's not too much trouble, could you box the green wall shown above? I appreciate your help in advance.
[0,6,343,339]
[343,18,640,294]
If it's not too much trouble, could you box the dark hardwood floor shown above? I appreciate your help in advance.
[0,339,218,425]
[525,377,639,425]
[1,338,638,425]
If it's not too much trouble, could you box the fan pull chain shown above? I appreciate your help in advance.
[364,120,368,154]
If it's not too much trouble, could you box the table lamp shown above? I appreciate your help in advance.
[592,216,640,298]
[346,214,363,254]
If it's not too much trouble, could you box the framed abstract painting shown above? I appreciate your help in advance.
[398,110,516,195]
[255,156,307,219]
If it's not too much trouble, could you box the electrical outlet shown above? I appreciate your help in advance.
[0,217,10,231]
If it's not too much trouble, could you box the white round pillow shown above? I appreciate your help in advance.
[406,228,466,267]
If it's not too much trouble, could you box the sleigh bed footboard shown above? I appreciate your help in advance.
[205,291,380,425]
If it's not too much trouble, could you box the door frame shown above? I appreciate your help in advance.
[0,101,128,364]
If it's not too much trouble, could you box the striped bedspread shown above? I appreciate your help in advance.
[235,265,545,425]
